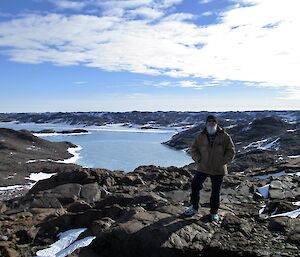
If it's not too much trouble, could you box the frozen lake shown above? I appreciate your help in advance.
[0,122,192,172]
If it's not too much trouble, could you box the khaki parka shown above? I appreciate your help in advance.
[190,125,235,175]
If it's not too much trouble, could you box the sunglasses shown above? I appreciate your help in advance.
[207,120,217,123]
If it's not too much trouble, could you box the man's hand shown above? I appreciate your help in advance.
[192,155,201,163]
[190,136,201,163]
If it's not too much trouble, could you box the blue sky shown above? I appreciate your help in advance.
[0,0,299,112]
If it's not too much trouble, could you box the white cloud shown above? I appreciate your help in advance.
[49,0,87,10]
[199,0,212,4]
[276,87,300,100]
[93,0,182,17]
[155,0,183,8]
[128,7,164,19]
[162,12,196,21]
[46,0,183,17]
[178,80,203,89]
[0,0,300,99]
[143,80,204,89]
[95,0,154,10]
[75,81,87,85]
[201,11,213,16]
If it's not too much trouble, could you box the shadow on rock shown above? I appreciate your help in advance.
[91,213,205,257]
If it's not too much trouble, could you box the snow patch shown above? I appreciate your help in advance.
[4,173,17,180]
[26,160,38,163]
[26,172,56,182]
[293,172,300,176]
[55,145,82,164]
[253,170,300,180]
[0,173,56,192]
[224,124,237,129]
[292,201,300,206]
[287,155,300,159]
[85,123,179,134]
[243,139,269,150]
[35,228,96,257]
[286,129,297,132]
[34,132,90,137]
[253,170,287,180]
[243,138,280,151]
[26,159,56,163]
[270,208,300,219]
[257,138,280,151]
[0,185,25,191]
[26,145,82,164]
[0,183,34,191]
[257,184,270,199]
[26,145,36,150]
[278,113,297,124]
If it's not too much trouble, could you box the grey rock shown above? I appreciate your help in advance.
[269,189,285,200]
[66,200,92,213]
[81,183,102,203]
[31,197,62,208]
[46,183,82,204]
[221,213,253,237]
[269,217,290,232]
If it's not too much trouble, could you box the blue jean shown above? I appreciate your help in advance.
[190,171,224,214]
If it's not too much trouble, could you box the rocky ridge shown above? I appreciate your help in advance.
[0,128,80,190]
[1,110,299,128]
[0,160,299,257]
[164,116,300,174]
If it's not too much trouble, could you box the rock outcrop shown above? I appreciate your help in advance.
[164,116,300,174]
[0,128,80,188]
[0,161,299,257]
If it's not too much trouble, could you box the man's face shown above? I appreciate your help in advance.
[207,119,217,127]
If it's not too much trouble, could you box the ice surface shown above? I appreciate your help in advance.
[35,228,96,257]
[253,170,286,180]
[25,172,56,182]
[257,184,270,199]
[270,208,300,218]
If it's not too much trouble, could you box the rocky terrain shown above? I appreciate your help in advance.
[0,160,299,257]
[0,111,300,257]
[0,128,80,190]
[164,116,300,174]
[1,110,299,128]
[30,129,89,135]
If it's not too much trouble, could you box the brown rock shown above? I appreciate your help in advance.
[66,200,92,213]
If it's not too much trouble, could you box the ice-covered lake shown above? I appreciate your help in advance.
[0,122,192,172]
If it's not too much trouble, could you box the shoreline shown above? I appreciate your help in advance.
[0,145,81,199]
[56,145,82,164]
[24,145,82,165]
[0,121,186,135]
[33,132,91,137]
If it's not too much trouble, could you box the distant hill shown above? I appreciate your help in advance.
[163,115,300,173]
[0,110,299,127]
[0,128,79,187]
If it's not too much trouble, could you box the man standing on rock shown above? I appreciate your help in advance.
[184,114,235,221]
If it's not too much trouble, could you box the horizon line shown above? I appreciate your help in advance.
[0,109,300,114]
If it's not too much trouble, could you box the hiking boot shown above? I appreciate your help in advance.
[211,213,219,222]
[184,205,198,216]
